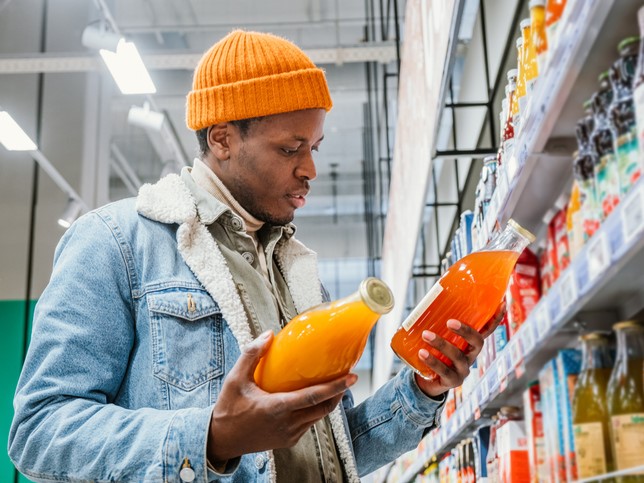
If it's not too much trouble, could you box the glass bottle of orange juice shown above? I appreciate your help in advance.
[390,220,535,380]
[514,38,526,132]
[530,0,548,75]
[255,277,394,392]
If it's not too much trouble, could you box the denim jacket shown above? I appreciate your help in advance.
[9,174,445,482]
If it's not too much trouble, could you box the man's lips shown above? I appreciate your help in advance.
[287,193,307,208]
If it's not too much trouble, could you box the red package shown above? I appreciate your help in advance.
[552,204,570,274]
[538,243,551,295]
[506,249,541,339]
[546,215,560,283]
[498,420,530,483]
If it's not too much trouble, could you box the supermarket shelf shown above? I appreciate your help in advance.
[575,465,644,483]
[397,1,644,481]
[480,0,643,239]
[400,179,644,483]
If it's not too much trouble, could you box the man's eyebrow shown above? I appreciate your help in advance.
[292,135,325,143]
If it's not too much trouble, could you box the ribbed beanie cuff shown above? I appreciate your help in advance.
[187,30,333,130]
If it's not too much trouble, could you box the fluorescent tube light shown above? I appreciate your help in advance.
[99,39,156,95]
[0,111,37,151]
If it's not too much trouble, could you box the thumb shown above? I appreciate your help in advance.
[238,330,273,380]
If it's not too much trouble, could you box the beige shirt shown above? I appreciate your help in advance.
[189,159,345,482]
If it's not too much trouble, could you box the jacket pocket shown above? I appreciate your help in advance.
[147,287,224,391]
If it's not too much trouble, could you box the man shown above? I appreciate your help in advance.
[9,30,500,482]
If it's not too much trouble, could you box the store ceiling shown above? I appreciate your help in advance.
[0,0,403,298]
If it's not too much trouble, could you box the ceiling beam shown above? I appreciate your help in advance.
[0,43,397,74]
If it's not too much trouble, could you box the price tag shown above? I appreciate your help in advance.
[507,152,521,181]
[499,355,509,392]
[497,356,506,385]
[510,339,523,369]
[535,302,551,339]
[497,171,509,203]
[481,374,490,403]
[621,182,644,244]
[559,270,578,312]
[515,361,526,379]
[587,231,610,283]
[522,322,535,353]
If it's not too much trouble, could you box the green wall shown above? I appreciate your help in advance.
[1,300,36,483]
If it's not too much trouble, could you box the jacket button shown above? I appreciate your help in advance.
[179,458,196,482]
[231,217,243,231]
[242,251,255,264]
[254,453,267,469]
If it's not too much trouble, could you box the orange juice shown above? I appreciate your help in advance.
[391,219,534,380]
[255,277,393,392]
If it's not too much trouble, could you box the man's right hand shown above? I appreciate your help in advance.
[207,330,357,465]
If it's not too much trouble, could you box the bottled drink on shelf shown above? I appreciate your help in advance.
[520,18,539,117]
[499,69,518,178]
[530,0,548,76]
[545,0,567,62]
[609,36,642,197]
[514,37,526,132]
[592,71,621,220]
[390,220,535,381]
[572,333,615,479]
[487,415,500,482]
[254,277,393,392]
[606,321,644,480]
[566,177,584,260]
[634,8,644,170]
[575,101,601,239]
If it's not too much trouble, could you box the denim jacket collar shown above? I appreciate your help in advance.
[135,173,361,482]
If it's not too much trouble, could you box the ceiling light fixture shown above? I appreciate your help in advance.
[82,23,156,95]
[0,110,37,151]
[127,102,165,131]
[57,198,83,229]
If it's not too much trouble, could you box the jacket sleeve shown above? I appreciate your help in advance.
[8,212,212,483]
[344,367,446,476]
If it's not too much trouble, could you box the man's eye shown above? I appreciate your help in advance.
[281,148,297,155]
[312,145,319,152]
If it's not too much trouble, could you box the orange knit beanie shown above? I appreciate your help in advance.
[186,30,333,130]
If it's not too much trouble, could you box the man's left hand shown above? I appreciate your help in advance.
[413,300,506,398]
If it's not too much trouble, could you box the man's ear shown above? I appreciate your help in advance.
[207,123,231,160]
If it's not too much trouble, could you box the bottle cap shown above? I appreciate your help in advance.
[529,0,545,7]
[617,36,640,53]
[507,69,518,80]
[598,70,611,82]
[507,219,536,243]
[520,19,531,30]
[613,320,643,331]
[582,98,593,110]
[516,37,524,48]
[579,332,608,341]
[360,277,394,314]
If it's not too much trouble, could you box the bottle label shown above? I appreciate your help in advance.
[611,413,644,472]
[635,84,644,156]
[402,282,444,331]
[595,154,621,219]
[616,130,642,197]
[573,422,607,477]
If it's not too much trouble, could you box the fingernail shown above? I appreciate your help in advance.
[346,374,358,387]
[419,348,430,359]
[423,331,436,341]
[260,330,272,340]
[447,319,461,330]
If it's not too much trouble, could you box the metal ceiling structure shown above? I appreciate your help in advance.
[0,0,405,385]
